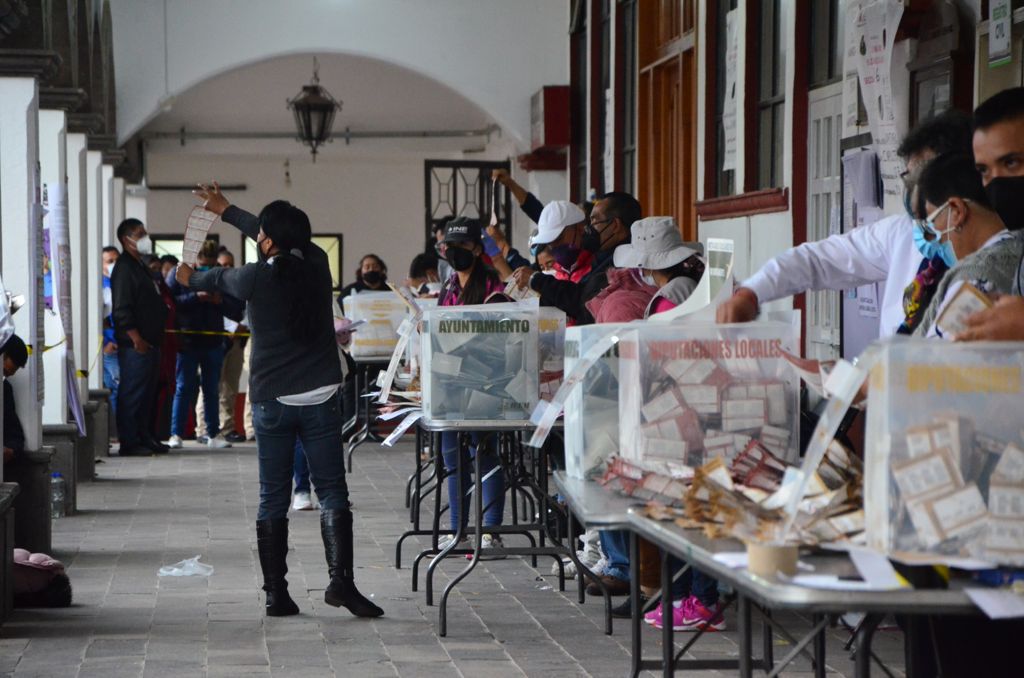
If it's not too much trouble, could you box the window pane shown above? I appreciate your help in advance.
[772,102,785,187]
[759,108,773,188]
[153,238,184,261]
[311,236,342,289]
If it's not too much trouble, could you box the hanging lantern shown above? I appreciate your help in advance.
[287,57,341,162]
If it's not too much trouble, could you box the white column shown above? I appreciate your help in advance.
[85,150,104,390]
[39,109,68,425]
[125,187,147,223]
[66,133,89,401]
[112,177,126,229]
[101,164,115,250]
[0,77,43,459]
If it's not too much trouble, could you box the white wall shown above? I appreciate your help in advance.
[145,151,454,285]
[109,0,569,148]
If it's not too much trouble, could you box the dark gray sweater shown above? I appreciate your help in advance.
[188,205,342,403]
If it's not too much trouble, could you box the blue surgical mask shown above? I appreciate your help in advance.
[197,265,211,272]
[924,201,960,266]
[912,222,945,261]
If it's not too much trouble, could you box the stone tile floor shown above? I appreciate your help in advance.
[0,440,907,676]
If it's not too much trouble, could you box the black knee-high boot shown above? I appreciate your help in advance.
[320,509,384,617]
[256,519,300,616]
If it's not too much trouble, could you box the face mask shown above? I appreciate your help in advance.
[197,265,211,272]
[541,268,558,276]
[581,220,616,253]
[549,243,580,269]
[924,202,959,267]
[640,270,657,287]
[912,222,946,261]
[984,176,1024,231]
[446,246,476,272]
[134,235,153,256]
[425,281,441,294]
[104,261,115,277]
[362,270,384,286]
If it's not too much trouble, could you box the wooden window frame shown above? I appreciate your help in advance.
[697,0,791,220]
[614,0,638,194]
[569,0,588,203]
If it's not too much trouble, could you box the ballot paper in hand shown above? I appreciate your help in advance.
[933,281,993,340]
[182,207,219,265]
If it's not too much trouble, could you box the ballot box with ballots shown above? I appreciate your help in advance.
[421,305,539,423]
[538,308,567,401]
[343,291,409,358]
[564,323,630,480]
[864,339,1024,566]
[617,314,801,475]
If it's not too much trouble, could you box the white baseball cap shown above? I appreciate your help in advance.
[530,200,586,246]
[612,216,700,270]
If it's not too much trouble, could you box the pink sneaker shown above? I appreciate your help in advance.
[676,596,726,632]
[649,597,690,629]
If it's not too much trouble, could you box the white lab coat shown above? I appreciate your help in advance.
[742,213,923,338]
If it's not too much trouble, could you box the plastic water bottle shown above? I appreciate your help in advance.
[50,472,66,519]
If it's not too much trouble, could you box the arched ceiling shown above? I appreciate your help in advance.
[140,52,499,156]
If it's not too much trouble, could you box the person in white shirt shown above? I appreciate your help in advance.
[717,110,973,338]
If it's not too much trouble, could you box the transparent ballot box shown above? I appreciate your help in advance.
[864,339,1024,566]
[342,291,409,358]
[538,308,567,401]
[617,315,801,473]
[421,305,539,423]
[564,323,630,481]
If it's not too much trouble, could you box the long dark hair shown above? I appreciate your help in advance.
[259,200,323,341]
[454,244,504,305]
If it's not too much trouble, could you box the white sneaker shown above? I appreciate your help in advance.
[207,434,232,449]
[553,550,605,576]
[436,534,467,552]
[291,492,314,511]
[166,435,183,449]
[475,534,507,561]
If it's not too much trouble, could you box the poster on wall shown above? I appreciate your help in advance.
[604,88,614,191]
[851,0,904,199]
[721,9,739,171]
[989,0,1012,68]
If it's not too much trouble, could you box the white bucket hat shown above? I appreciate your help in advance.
[612,216,700,270]
[530,200,586,246]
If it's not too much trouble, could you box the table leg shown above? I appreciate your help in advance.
[439,431,484,637]
[853,613,883,678]
[629,531,642,677]
[427,433,466,606]
[738,595,753,678]
[762,607,774,670]
[814,614,827,678]
[661,546,675,677]
[412,443,448,592]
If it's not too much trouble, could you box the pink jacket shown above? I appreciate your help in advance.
[585,268,658,323]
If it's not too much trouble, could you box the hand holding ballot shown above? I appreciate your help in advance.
[193,181,230,216]
[957,294,1024,342]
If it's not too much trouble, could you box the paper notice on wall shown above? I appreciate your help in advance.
[706,238,735,303]
[45,184,73,348]
[857,283,880,318]
[182,207,218,266]
[989,0,1013,68]
[853,0,905,199]
[721,8,740,171]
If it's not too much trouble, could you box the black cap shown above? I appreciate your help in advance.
[443,217,482,245]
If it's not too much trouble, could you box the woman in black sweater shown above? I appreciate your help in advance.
[177,183,383,619]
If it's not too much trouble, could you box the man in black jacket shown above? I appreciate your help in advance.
[111,218,169,456]
[2,334,27,465]
[522,191,641,325]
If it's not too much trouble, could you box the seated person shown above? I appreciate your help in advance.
[405,252,441,297]
[2,334,27,465]
[911,152,1024,337]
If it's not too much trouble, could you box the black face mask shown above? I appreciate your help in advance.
[362,270,384,286]
[984,176,1024,231]
[446,246,476,272]
[581,220,619,253]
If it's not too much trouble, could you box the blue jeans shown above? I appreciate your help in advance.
[441,431,505,531]
[252,392,348,521]
[103,351,120,416]
[116,345,160,448]
[170,346,224,437]
[599,530,630,582]
[293,439,310,494]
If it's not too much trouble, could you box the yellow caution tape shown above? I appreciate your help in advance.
[25,337,67,355]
